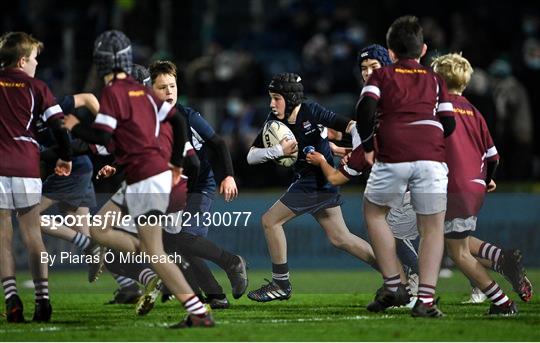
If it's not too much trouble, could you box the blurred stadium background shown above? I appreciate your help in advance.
[3,0,540,269]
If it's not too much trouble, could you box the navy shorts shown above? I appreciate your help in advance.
[42,171,97,209]
[181,192,214,237]
[280,177,343,215]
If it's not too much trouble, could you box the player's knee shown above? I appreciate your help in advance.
[446,243,469,264]
[328,234,348,249]
[261,212,275,230]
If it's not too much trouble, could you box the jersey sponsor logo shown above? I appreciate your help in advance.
[0,81,25,88]
[394,68,427,74]
[303,121,315,134]
[128,90,145,97]
[453,107,474,116]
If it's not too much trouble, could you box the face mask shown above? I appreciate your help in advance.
[227,98,243,117]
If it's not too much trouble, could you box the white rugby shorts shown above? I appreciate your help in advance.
[444,216,477,235]
[110,170,172,218]
[0,176,42,209]
[365,160,448,215]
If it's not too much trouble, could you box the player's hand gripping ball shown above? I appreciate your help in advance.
[262,120,298,167]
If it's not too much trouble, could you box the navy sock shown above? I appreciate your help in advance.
[272,263,290,288]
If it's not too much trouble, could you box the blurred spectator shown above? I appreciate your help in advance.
[3,0,540,184]
[185,41,264,98]
[489,58,534,180]
[517,37,540,178]
[220,96,260,152]
[421,16,448,63]
[464,68,497,131]
[218,96,261,187]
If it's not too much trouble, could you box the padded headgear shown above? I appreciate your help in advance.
[357,44,392,67]
[93,30,132,79]
[131,63,151,87]
[268,72,304,116]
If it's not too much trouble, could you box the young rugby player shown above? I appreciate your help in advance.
[62,30,213,328]
[356,16,456,317]
[0,32,72,323]
[148,61,247,307]
[432,53,518,314]
[246,72,380,302]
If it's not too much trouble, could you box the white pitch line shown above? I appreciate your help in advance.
[0,315,396,334]
[217,314,398,324]
[2,311,537,334]
[0,326,61,334]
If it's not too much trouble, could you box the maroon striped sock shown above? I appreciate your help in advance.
[1,277,17,300]
[482,281,511,307]
[183,295,207,317]
[34,278,49,301]
[478,242,502,272]
[383,274,401,292]
[418,283,436,306]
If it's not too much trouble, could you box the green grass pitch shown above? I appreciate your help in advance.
[1,269,539,341]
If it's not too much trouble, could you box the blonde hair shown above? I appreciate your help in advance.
[0,32,43,68]
[431,53,473,93]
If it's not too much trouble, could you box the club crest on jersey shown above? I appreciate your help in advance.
[302,121,312,130]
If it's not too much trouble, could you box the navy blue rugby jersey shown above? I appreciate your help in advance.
[180,104,217,194]
[253,100,341,188]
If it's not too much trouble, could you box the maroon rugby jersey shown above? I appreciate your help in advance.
[92,76,175,184]
[158,121,173,160]
[158,121,195,161]
[361,59,454,163]
[0,68,64,177]
[166,177,188,213]
[445,94,499,219]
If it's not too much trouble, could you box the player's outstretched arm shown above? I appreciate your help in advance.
[329,142,352,157]
[204,133,238,201]
[167,111,188,167]
[355,96,378,152]
[73,93,100,116]
[485,159,499,186]
[487,180,497,193]
[306,151,349,186]
[96,165,117,179]
[246,138,297,165]
[47,117,73,176]
[65,114,112,146]
[219,176,238,202]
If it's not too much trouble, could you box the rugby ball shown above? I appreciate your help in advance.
[262,120,298,167]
